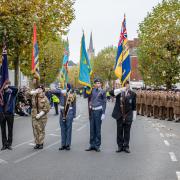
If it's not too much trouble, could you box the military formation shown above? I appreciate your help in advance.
[136,89,180,122]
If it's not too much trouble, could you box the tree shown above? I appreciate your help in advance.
[138,0,180,89]
[92,46,117,84]
[0,0,75,87]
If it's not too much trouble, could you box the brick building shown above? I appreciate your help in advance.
[128,38,142,81]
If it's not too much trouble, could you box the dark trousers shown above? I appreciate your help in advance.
[60,116,73,147]
[54,103,59,115]
[116,119,132,148]
[90,109,102,149]
[0,113,14,147]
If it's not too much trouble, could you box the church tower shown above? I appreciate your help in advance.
[87,32,95,59]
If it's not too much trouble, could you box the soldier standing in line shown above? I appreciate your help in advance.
[136,89,141,115]
[152,90,159,119]
[140,90,146,116]
[146,90,152,117]
[166,90,174,121]
[30,85,50,149]
[174,90,180,122]
[159,90,164,120]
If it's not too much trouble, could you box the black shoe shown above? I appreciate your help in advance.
[85,147,94,151]
[66,146,71,151]
[124,148,130,153]
[1,146,7,151]
[95,148,101,152]
[38,144,43,149]
[59,146,66,150]
[34,144,40,149]
[116,147,123,153]
[7,146,12,150]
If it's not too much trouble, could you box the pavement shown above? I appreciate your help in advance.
[0,96,180,180]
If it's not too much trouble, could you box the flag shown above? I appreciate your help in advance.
[0,42,9,105]
[32,23,40,80]
[78,33,92,94]
[114,15,131,86]
[60,39,69,89]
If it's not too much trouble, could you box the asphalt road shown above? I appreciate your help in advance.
[0,96,180,180]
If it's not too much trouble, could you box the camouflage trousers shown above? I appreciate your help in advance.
[32,118,47,145]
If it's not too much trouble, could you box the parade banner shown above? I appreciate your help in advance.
[32,23,40,80]
[114,15,131,86]
[60,40,69,89]
[78,33,92,94]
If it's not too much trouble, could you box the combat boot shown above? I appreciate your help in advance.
[34,144,40,149]
[38,144,43,149]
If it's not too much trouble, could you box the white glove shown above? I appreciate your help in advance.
[101,114,105,120]
[114,87,126,96]
[30,89,39,95]
[133,111,137,121]
[36,111,45,119]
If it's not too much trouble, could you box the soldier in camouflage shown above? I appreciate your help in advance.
[30,85,50,150]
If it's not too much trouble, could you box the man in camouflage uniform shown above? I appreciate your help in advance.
[166,90,174,121]
[174,90,180,122]
[159,90,166,120]
[30,85,50,149]
[146,90,152,117]
[136,89,141,115]
[140,90,146,116]
[152,90,159,119]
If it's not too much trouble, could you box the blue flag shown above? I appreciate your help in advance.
[78,33,92,94]
[114,15,131,86]
[0,46,9,105]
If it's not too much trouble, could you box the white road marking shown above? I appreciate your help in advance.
[28,143,35,146]
[13,139,34,148]
[160,133,165,138]
[14,141,59,164]
[164,140,170,146]
[176,172,180,180]
[49,134,60,137]
[0,159,8,164]
[76,123,88,132]
[169,152,178,162]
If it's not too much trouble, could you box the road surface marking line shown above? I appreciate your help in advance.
[169,152,178,162]
[14,141,59,164]
[164,140,170,146]
[13,139,34,148]
[160,133,165,138]
[76,123,88,131]
[28,143,35,146]
[0,159,8,164]
[176,172,180,180]
[49,133,60,137]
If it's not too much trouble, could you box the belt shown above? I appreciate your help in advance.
[60,106,73,110]
[92,106,103,111]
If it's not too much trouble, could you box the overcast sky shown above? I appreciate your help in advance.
[67,0,162,63]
